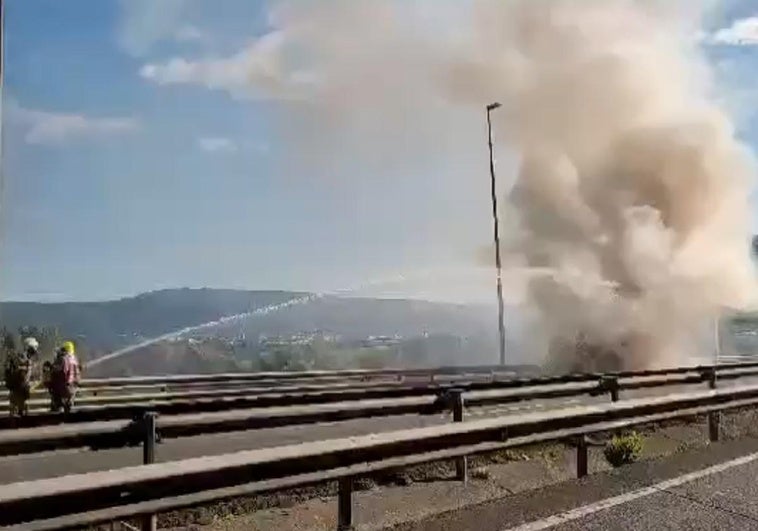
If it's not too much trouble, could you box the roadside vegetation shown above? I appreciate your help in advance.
[0,325,91,368]
[604,432,644,467]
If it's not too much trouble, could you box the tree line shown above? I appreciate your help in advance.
[0,326,89,366]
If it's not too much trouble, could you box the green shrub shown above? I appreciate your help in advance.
[604,431,643,467]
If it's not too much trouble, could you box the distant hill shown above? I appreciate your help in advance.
[0,289,306,350]
[202,296,491,340]
[0,289,499,371]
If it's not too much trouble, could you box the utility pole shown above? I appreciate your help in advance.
[486,102,506,366]
[0,0,4,85]
[0,0,6,333]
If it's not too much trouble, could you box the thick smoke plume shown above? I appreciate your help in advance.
[228,0,758,369]
[450,0,758,369]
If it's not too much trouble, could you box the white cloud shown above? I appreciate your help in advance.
[173,25,207,43]
[709,16,758,45]
[8,104,140,146]
[116,0,189,56]
[197,137,237,153]
[196,137,270,154]
[139,31,314,100]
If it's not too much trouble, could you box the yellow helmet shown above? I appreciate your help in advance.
[61,341,75,355]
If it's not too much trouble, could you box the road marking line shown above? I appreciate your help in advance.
[501,450,758,531]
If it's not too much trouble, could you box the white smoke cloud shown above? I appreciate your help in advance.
[7,102,140,146]
[710,16,758,45]
[458,1,758,368]
[138,0,478,177]
[142,0,758,369]
[139,31,312,100]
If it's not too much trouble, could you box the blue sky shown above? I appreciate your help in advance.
[3,0,351,300]
[2,0,758,303]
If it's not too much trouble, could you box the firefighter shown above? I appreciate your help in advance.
[50,341,80,414]
[41,360,54,407]
[3,337,39,416]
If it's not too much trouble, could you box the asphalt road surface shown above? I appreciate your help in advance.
[0,374,757,485]
[399,434,758,531]
[0,392,607,484]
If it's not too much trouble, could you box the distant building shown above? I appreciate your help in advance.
[259,330,341,348]
[361,335,402,348]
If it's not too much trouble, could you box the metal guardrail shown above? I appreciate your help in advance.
[0,363,536,396]
[0,364,532,407]
[75,364,540,387]
[3,358,755,398]
[1,382,757,530]
[0,375,585,429]
[4,362,758,432]
[3,365,758,456]
[0,381,596,456]
[0,368,534,407]
[0,374,414,401]
[76,359,758,386]
[0,378,423,416]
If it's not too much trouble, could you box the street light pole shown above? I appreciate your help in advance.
[486,102,506,366]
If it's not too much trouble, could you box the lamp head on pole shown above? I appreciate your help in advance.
[487,102,502,112]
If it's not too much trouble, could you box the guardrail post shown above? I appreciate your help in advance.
[609,378,619,402]
[337,477,353,530]
[704,369,720,442]
[709,411,720,442]
[141,412,157,531]
[449,389,468,483]
[599,376,620,402]
[575,435,588,478]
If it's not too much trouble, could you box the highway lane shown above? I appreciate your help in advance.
[1,373,757,485]
[400,435,758,530]
[545,461,758,531]
[0,394,609,484]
